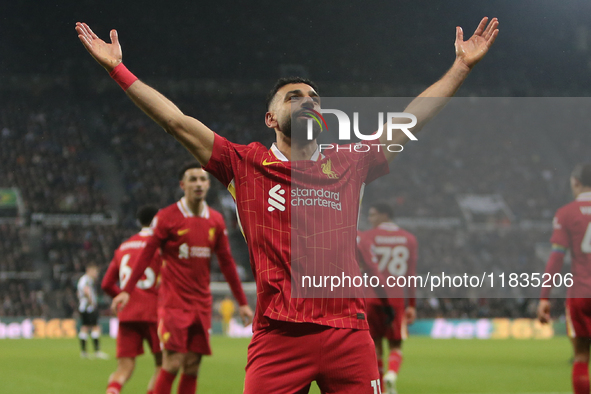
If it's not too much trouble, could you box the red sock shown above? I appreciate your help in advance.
[388,350,403,374]
[177,374,197,394]
[147,391,154,394]
[154,369,176,394]
[573,362,590,394]
[106,381,122,394]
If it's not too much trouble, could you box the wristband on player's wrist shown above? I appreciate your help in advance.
[109,63,138,91]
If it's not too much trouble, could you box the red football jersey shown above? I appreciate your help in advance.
[544,191,591,298]
[122,200,248,311]
[102,229,161,322]
[357,222,418,308]
[204,133,389,331]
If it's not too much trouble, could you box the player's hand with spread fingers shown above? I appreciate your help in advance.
[75,22,122,72]
[239,305,254,327]
[111,291,130,314]
[455,17,499,70]
[537,299,551,324]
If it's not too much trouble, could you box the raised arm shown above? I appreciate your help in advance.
[380,17,499,162]
[75,22,214,165]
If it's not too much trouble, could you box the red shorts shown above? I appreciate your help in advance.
[158,308,211,355]
[566,298,591,338]
[244,320,380,394]
[116,321,160,358]
[367,302,406,342]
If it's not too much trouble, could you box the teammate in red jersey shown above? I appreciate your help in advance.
[111,162,253,394]
[101,205,162,394]
[357,202,418,394]
[538,164,591,394]
[76,18,498,393]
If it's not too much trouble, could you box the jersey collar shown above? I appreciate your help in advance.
[577,191,591,201]
[177,197,210,219]
[270,143,323,162]
[139,227,153,236]
[377,222,399,231]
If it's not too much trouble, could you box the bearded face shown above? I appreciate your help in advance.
[277,100,323,142]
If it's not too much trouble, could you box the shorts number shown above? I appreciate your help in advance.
[373,245,409,276]
[119,253,156,290]
[370,379,382,394]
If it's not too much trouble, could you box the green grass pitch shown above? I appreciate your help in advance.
[0,336,573,393]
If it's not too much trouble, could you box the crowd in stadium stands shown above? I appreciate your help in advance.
[0,99,108,214]
[367,100,584,221]
[43,225,129,288]
[0,281,47,317]
[0,224,33,273]
[407,229,553,279]
[0,87,583,321]
[98,95,269,226]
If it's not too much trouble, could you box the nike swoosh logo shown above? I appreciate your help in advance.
[177,229,190,236]
[263,158,283,166]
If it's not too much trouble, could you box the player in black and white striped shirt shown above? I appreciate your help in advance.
[77,263,108,359]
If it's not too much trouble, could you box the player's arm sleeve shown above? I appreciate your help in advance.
[76,278,84,298]
[549,209,570,249]
[101,258,122,298]
[83,283,92,299]
[539,246,567,300]
[360,146,390,185]
[540,209,569,299]
[203,133,239,187]
[214,219,248,306]
[406,237,418,307]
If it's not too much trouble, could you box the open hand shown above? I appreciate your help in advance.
[75,22,122,72]
[455,17,499,70]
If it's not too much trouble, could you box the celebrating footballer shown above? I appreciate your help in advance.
[76,16,498,393]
